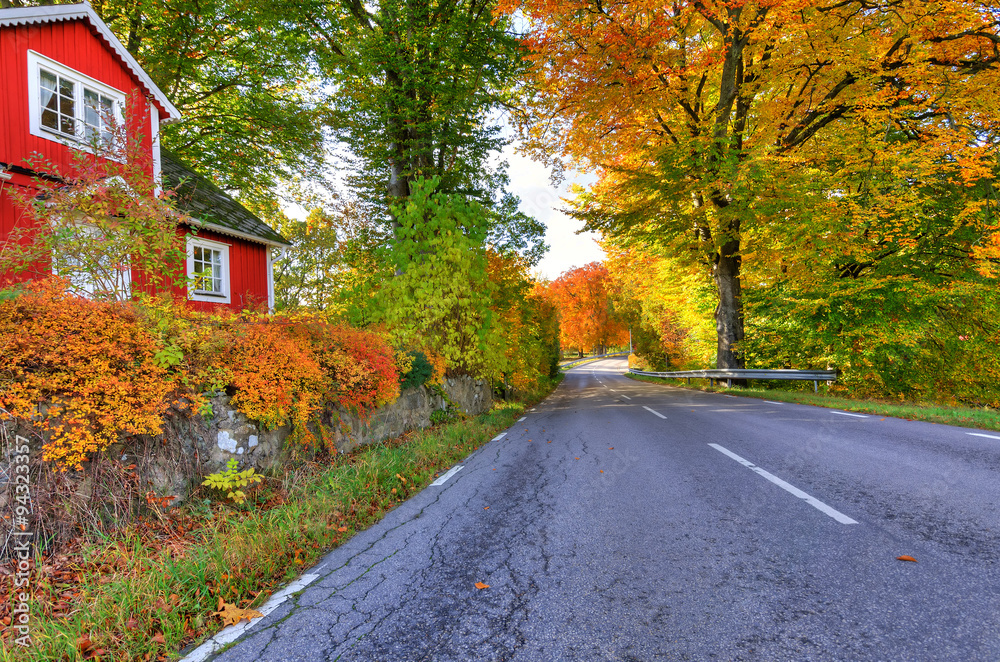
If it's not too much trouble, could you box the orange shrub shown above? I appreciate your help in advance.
[1,280,406,466]
[222,321,326,432]
[0,279,170,470]
[284,318,399,415]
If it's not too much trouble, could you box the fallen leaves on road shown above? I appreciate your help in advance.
[484,506,490,510]
[475,582,490,589]
[896,555,918,563]
[599,470,604,473]
[608,447,614,450]
[215,598,264,627]
[574,457,579,460]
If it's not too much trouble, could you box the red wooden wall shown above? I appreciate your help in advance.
[1,18,272,312]
[157,227,271,313]
[0,20,154,178]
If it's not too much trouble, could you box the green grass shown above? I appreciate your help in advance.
[626,373,1000,432]
[2,398,539,661]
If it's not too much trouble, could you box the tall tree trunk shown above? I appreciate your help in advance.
[713,237,745,369]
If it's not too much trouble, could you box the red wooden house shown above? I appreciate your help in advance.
[0,3,289,310]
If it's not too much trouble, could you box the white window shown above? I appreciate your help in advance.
[27,51,125,152]
[187,236,231,304]
[51,224,132,301]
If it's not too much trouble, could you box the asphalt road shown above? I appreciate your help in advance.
[197,358,1000,661]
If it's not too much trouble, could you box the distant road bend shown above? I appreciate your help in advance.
[196,357,1000,662]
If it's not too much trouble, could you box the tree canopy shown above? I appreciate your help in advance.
[505,0,1000,368]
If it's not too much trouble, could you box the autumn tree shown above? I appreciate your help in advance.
[507,0,1000,368]
[547,262,628,356]
[603,238,716,370]
[272,201,390,314]
[83,0,328,213]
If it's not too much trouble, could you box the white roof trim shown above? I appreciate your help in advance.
[0,3,181,122]
[183,218,292,249]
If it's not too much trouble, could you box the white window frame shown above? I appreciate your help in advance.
[187,235,231,304]
[27,50,126,156]
[50,221,133,301]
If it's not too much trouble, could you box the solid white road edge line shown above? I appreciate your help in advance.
[431,465,464,486]
[708,443,858,525]
[492,432,507,441]
[181,573,321,662]
[620,395,631,400]
[968,432,1000,440]
[831,411,868,418]
[643,406,667,419]
[518,416,527,421]
[763,401,783,405]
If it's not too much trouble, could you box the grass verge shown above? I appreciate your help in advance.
[626,374,1000,432]
[1,396,540,661]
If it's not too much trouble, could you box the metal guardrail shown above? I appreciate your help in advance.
[629,368,838,393]
[560,352,629,371]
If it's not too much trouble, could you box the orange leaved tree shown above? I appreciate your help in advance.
[505,0,1000,368]
[547,262,628,356]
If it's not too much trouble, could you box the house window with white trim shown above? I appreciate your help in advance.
[187,236,231,304]
[28,51,125,150]
[51,224,132,301]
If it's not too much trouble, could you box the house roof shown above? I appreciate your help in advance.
[161,150,290,248]
[0,3,181,122]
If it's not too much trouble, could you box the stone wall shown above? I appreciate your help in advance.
[151,375,492,500]
[2,377,491,508]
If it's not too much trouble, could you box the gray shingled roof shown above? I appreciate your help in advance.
[161,150,289,247]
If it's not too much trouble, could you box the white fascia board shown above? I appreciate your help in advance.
[183,218,292,249]
[0,3,182,122]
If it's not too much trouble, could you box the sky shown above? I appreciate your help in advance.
[500,144,605,281]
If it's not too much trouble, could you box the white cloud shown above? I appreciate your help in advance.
[503,145,605,280]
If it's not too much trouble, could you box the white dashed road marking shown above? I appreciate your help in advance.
[968,432,1000,441]
[181,573,321,662]
[709,444,858,525]
[492,433,507,441]
[431,466,464,486]
[643,406,667,419]
[831,411,868,418]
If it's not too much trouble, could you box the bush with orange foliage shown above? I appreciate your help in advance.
[0,279,403,470]
[0,279,171,469]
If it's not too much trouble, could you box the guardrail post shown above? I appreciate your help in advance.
[686,377,690,385]
[813,380,818,393]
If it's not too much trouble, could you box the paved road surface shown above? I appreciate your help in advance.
[198,358,1000,661]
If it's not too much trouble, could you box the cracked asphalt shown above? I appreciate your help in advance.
[202,358,1000,661]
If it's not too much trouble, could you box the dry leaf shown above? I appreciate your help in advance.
[608,447,614,450]
[897,555,918,563]
[599,470,604,473]
[126,616,139,630]
[474,582,490,589]
[484,506,490,510]
[151,632,166,645]
[396,473,407,484]
[574,457,579,460]
[337,526,348,532]
[215,600,264,627]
